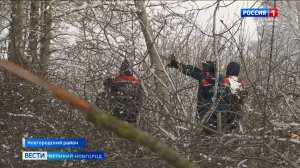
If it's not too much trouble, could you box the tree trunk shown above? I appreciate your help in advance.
[134,0,169,106]
[6,0,27,82]
[9,0,25,67]
[40,0,52,77]
[211,0,222,132]
[28,0,40,73]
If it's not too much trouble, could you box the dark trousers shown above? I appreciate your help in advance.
[199,100,240,133]
[112,107,138,123]
[111,98,140,123]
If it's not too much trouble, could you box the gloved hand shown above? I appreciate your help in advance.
[167,54,180,68]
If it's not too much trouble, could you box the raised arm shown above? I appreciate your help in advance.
[178,64,206,80]
[168,54,205,81]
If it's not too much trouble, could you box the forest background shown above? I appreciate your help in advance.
[0,0,300,167]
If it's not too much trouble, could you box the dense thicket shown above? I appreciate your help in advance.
[0,1,299,167]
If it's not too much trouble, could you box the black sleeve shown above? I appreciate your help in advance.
[179,64,206,81]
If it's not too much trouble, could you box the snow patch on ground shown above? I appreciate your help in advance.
[23,133,29,138]
[7,113,34,118]
[2,144,10,150]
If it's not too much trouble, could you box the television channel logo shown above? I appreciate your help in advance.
[22,151,47,160]
[241,8,278,18]
[22,151,104,161]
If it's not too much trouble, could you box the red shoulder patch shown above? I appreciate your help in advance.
[223,77,230,86]
[201,79,209,87]
[113,75,140,83]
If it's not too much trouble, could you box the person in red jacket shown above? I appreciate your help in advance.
[97,59,143,123]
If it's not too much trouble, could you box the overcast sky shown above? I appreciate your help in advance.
[149,0,262,42]
[213,0,261,41]
[193,0,262,41]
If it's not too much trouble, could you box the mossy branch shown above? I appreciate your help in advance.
[0,59,198,168]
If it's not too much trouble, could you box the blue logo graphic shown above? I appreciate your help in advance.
[23,138,86,148]
[241,8,268,17]
[22,151,47,160]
